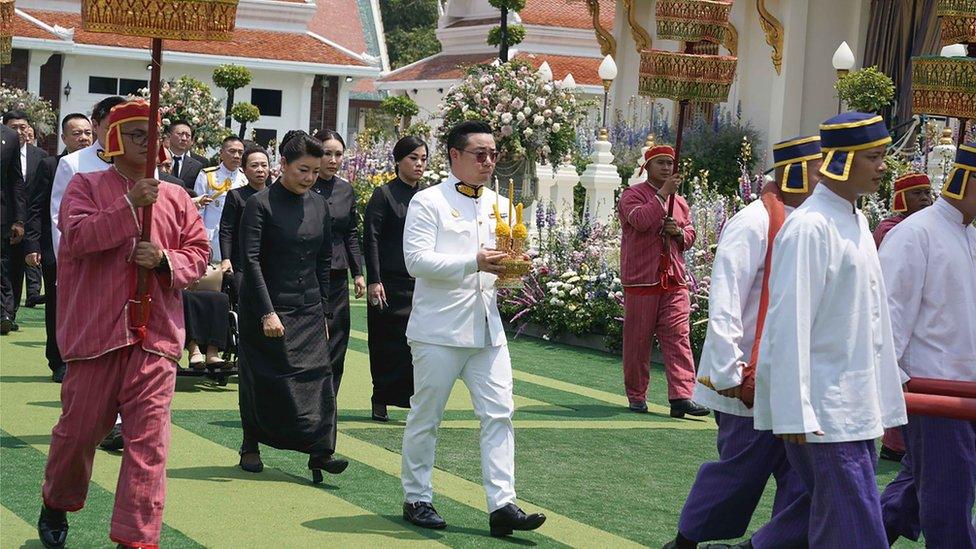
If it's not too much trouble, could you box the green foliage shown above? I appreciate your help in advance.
[379,0,441,69]
[380,95,420,119]
[230,102,260,124]
[211,64,252,91]
[488,0,526,10]
[137,76,230,152]
[487,24,526,48]
[680,112,764,197]
[0,85,57,135]
[835,66,895,113]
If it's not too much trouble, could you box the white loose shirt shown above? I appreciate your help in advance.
[694,199,794,416]
[193,163,246,262]
[879,199,976,383]
[753,184,907,442]
[403,174,509,348]
[51,142,110,258]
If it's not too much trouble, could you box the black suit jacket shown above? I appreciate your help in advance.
[190,151,209,167]
[25,152,62,262]
[311,175,362,276]
[0,125,25,230]
[173,153,203,192]
[25,143,47,189]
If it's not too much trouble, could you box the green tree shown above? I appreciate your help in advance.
[212,64,252,129]
[380,94,420,136]
[379,0,441,68]
[488,0,526,61]
[835,66,895,114]
[231,102,261,139]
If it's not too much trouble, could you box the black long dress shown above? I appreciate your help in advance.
[311,175,362,396]
[363,178,418,408]
[219,184,262,300]
[237,183,335,455]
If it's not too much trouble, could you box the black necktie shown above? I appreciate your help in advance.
[172,155,181,177]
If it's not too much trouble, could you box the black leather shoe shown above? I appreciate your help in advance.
[488,503,546,537]
[0,317,13,335]
[670,399,710,418]
[26,294,45,307]
[880,445,905,462]
[100,425,123,451]
[308,454,348,483]
[52,365,66,383]
[37,505,68,549]
[403,501,447,529]
[628,400,648,413]
[372,402,389,422]
[239,449,263,473]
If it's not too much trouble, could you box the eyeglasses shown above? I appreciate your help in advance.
[461,149,499,164]
[120,130,149,147]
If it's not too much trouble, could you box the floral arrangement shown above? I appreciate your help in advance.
[135,76,229,152]
[0,85,57,136]
[437,59,587,166]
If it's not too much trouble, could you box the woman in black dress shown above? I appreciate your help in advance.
[219,145,269,297]
[312,129,365,396]
[363,136,427,421]
[237,133,348,481]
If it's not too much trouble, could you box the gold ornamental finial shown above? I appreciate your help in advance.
[645,133,656,148]
[598,127,610,142]
[939,127,955,145]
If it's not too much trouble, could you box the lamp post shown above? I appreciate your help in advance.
[832,41,855,114]
[598,54,617,141]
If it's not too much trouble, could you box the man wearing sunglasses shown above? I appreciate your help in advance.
[400,120,546,537]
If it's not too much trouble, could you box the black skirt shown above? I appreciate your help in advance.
[326,269,351,394]
[237,299,336,455]
[366,273,415,408]
[182,290,230,349]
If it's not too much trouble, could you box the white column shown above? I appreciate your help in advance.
[552,157,580,224]
[580,133,619,223]
[299,74,315,134]
[27,51,52,96]
[336,76,351,141]
[527,160,556,236]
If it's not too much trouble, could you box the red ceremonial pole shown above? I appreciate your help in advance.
[905,392,976,421]
[906,377,976,400]
[132,37,162,338]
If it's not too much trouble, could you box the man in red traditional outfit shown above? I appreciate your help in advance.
[37,100,209,549]
[618,145,708,418]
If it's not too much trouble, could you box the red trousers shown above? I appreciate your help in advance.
[882,427,906,452]
[42,345,176,548]
[622,289,696,402]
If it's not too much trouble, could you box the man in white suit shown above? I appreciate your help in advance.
[400,121,546,537]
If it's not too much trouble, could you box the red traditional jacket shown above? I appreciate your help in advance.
[873,214,905,248]
[617,182,695,290]
[57,168,209,362]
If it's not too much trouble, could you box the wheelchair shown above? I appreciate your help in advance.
[176,270,240,387]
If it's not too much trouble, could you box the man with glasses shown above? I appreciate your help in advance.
[165,120,205,190]
[37,99,208,549]
[400,120,546,537]
[193,136,246,263]
[24,113,93,382]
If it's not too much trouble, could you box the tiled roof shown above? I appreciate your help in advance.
[378,52,603,87]
[520,0,615,30]
[309,0,380,59]
[15,9,370,67]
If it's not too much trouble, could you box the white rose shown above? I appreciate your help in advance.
[533,114,544,126]
[555,106,563,115]
[524,128,533,137]
[501,113,513,124]
[516,112,526,122]
[552,122,561,132]
[523,107,532,115]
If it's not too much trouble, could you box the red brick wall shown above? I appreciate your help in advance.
[309,75,339,133]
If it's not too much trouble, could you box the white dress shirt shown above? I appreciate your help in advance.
[879,199,976,383]
[403,174,509,348]
[753,184,907,442]
[193,163,246,262]
[51,141,110,258]
[20,143,27,179]
[694,199,794,416]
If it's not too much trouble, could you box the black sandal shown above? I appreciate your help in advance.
[238,447,263,473]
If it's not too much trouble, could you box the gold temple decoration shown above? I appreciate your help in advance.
[0,0,13,65]
[638,50,737,103]
[937,0,976,47]
[656,0,732,45]
[623,0,652,52]
[756,0,784,75]
[722,20,739,57]
[81,0,238,41]
[912,56,976,120]
[586,0,616,58]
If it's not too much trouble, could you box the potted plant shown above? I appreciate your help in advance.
[835,66,895,114]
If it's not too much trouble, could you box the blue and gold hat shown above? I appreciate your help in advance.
[818,112,891,182]
[943,143,976,199]
[772,135,822,193]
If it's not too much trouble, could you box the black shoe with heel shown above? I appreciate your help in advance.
[308,454,348,483]
[372,402,389,422]
[37,505,68,549]
[238,446,263,473]
[488,503,546,537]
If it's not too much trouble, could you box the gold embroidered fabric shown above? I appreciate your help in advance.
[912,56,976,119]
[638,50,738,103]
[81,0,238,41]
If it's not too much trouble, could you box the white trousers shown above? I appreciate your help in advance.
[401,340,517,512]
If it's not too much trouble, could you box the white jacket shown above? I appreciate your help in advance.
[403,174,509,348]
[753,185,907,442]
[51,142,109,258]
[880,199,976,382]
